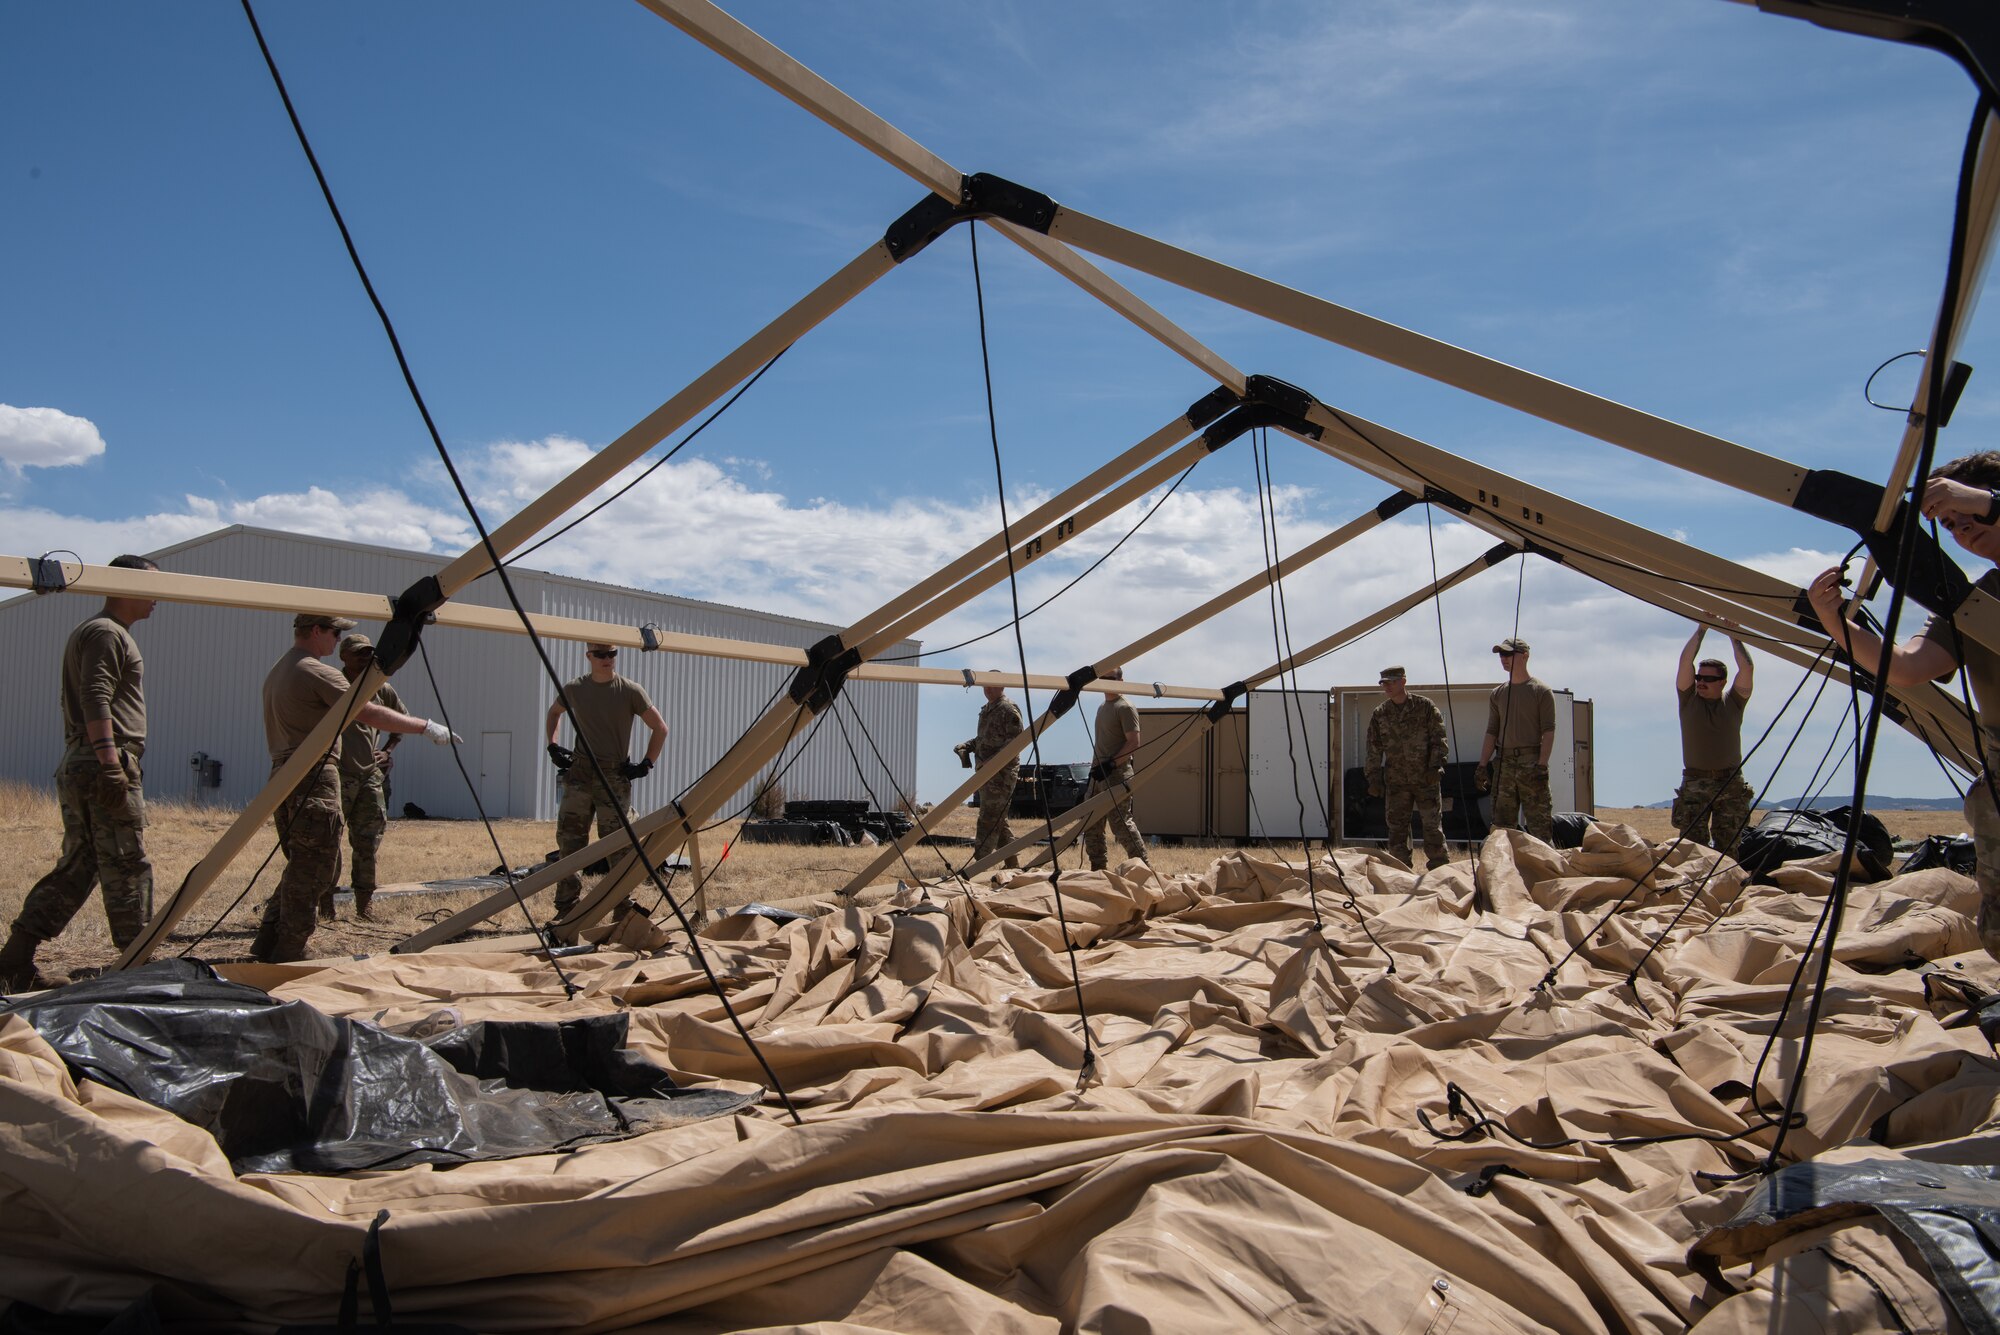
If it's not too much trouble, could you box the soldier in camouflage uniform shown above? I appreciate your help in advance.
[1808,453,2000,961]
[546,643,669,917]
[334,633,406,921]
[1475,637,1556,842]
[1364,665,1450,868]
[1081,668,1149,870]
[254,613,456,963]
[0,555,161,992]
[1671,623,1755,853]
[958,679,1025,866]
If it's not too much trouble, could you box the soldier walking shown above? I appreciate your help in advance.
[1081,667,1149,870]
[545,642,668,916]
[255,614,458,962]
[1475,637,1557,842]
[1672,623,1755,852]
[957,678,1024,866]
[0,555,161,992]
[1364,665,1450,868]
[335,632,406,920]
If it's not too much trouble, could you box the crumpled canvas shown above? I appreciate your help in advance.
[2,823,1996,1333]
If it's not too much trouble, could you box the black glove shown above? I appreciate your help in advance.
[547,743,574,773]
[619,758,653,780]
[1089,759,1115,784]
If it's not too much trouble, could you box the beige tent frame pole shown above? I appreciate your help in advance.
[648,0,2000,673]
[836,491,1414,896]
[395,406,1227,950]
[112,241,902,969]
[959,544,1516,878]
[0,558,1223,701]
[437,245,894,590]
[634,0,1247,393]
[1551,546,1979,769]
[1873,109,2000,532]
[535,422,1247,940]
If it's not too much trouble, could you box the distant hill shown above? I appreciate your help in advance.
[1632,795,1963,812]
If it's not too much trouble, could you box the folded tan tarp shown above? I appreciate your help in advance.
[2,823,1994,1332]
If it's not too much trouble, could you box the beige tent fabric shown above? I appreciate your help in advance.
[3,824,1998,1331]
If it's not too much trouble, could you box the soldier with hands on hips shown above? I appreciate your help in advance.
[545,642,668,916]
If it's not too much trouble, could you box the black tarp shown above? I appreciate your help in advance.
[0,959,754,1175]
[1902,833,1979,877]
[1734,805,1895,881]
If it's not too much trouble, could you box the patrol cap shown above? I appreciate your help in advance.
[1378,665,1406,681]
[295,612,358,633]
[338,632,375,657]
[1492,636,1530,654]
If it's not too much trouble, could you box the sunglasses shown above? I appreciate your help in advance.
[589,649,618,660]
[1694,674,1725,684]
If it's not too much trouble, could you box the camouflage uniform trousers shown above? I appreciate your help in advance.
[254,762,343,964]
[14,744,154,949]
[1490,747,1553,842]
[1081,764,1148,870]
[1966,760,2000,964]
[554,769,633,914]
[1671,765,1754,854]
[973,762,1020,865]
[339,769,389,912]
[1383,778,1448,868]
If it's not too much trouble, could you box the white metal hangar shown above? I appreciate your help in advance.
[0,526,919,821]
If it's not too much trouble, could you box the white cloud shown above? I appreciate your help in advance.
[0,432,1964,808]
[0,404,106,478]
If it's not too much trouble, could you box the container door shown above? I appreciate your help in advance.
[1248,689,1330,839]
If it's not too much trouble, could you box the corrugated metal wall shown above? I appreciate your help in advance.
[0,528,918,824]
[529,573,919,818]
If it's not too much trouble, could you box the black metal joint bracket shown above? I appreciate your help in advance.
[1047,663,1101,722]
[28,556,69,595]
[1423,485,1472,515]
[1522,539,1566,565]
[1206,680,1249,721]
[1792,468,1975,618]
[1375,491,1421,520]
[1200,375,1327,450]
[374,575,445,675]
[882,172,1059,263]
[787,634,863,712]
[1482,542,1521,567]
[1185,385,1241,430]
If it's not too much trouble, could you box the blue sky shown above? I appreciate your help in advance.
[4,1,1997,807]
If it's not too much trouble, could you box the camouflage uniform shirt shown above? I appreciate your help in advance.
[1365,696,1447,785]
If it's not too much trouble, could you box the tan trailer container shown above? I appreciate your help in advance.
[1133,706,1249,840]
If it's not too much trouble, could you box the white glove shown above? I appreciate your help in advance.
[422,719,462,746]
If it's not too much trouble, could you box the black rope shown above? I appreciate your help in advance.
[874,459,1203,663]
[1423,505,1468,860]
[968,221,1099,1084]
[504,347,790,569]
[414,639,578,991]
[1760,90,1993,1173]
[241,0,800,1123]
[1249,427,1339,938]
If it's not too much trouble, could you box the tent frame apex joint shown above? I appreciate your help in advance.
[882,171,1057,263]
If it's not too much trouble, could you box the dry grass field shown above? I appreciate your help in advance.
[0,779,1972,985]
